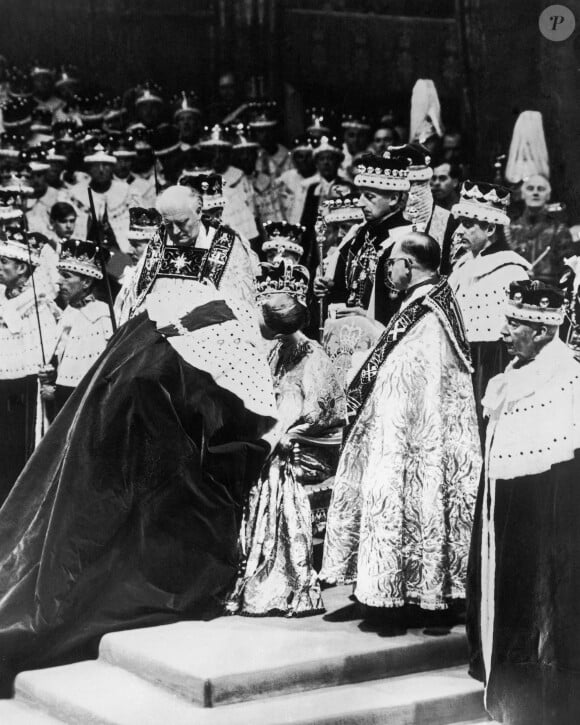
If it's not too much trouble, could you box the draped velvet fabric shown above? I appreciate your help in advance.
[467,456,580,724]
[0,312,273,691]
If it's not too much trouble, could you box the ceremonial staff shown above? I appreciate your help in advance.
[153,161,160,197]
[314,213,327,342]
[87,188,117,332]
[21,217,46,366]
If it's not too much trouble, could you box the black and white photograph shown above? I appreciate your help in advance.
[0,1,579,723]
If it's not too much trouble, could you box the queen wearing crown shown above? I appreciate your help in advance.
[228,260,346,618]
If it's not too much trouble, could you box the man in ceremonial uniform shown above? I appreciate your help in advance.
[321,232,481,634]
[340,114,372,180]
[30,65,64,118]
[313,153,408,321]
[25,147,68,238]
[276,135,318,225]
[69,141,141,254]
[301,135,354,268]
[39,238,113,415]
[199,124,259,241]
[509,174,574,286]
[384,143,457,273]
[115,207,160,325]
[174,91,203,150]
[467,280,580,725]
[0,214,58,503]
[249,102,292,180]
[449,181,530,420]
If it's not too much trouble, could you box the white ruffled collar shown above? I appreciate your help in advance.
[483,337,573,414]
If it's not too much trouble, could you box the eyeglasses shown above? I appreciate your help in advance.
[385,256,414,268]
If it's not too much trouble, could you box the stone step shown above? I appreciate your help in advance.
[99,586,469,707]
[15,662,486,725]
[0,700,64,723]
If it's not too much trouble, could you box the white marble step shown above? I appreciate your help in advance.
[98,587,468,706]
[15,662,486,725]
[0,699,64,723]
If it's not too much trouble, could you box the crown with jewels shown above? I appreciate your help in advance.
[75,92,106,124]
[1,171,33,198]
[45,143,67,164]
[55,65,79,89]
[128,207,161,241]
[30,107,53,134]
[52,121,78,146]
[291,134,315,153]
[103,96,127,124]
[20,146,50,172]
[173,91,201,119]
[0,221,40,267]
[0,131,26,158]
[0,188,24,222]
[30,63,54,78]
[112,133,136,158]
[178,172,225,210]
[256,260,310,306]
[231,122,259,149]
[248,101,278,128]
[312,134,343,158]
[2,96,33,129]
[451,180,511,226]
[7,67,32,98]
[135,82,163,106]
[198,124,233,148]
[354,153,410,192]
[58,239,109,280]
[305,107,332,137]
[84,140,116,164]
[506,279,565,326]
[388,142,432,181]
[262,221,305,258]
[341,113,371,130]
[321,193,365,224]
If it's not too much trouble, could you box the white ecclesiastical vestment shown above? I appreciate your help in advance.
[320,278,482,609]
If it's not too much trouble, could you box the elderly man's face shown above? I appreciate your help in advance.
[501,316,541,362]
[162,202,202,246]
[58,269,91,306]
[522,174,550,210]
[0,256,27,287]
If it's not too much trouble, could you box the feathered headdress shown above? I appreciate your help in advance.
[504,111,549,184]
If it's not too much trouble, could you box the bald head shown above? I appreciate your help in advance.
[398,231,441,273]
[156,185,202,218]
[156,185,203,246]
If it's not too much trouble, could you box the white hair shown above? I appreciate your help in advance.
[156,185,202,217]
